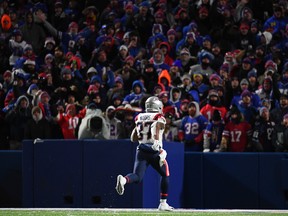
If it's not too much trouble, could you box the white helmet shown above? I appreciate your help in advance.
[145,96,163,113]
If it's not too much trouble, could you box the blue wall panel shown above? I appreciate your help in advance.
[33,140,83,207]
[202,153,258,209]
[82,139,142,208]
[22,140,34,207]
[20,140,288,209]
[0,151,22,207]
[258,153,288,209]
[182,152,203,208]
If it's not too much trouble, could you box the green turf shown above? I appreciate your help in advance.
[1,210,288,216]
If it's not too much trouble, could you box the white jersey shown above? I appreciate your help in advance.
[135,112,166,147]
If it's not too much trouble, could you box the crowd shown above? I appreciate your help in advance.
[0,0,287,152]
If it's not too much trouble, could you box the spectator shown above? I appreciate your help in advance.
[173,48,195,73]
[270,94,288,126]
[142,63,159,95]
[8,29,27,67]
[219,106,252,152]
[191,72,208,102]
[111,45,129,71]
[20,11,46,55]
[104,105,122,139]
[78,104,109,139]
[169,62,182,87]
[122,80,145,107]
[49,1,70,32]
[107,76,126,105]
[255,75,280,110]
[132,2,155,46]
[163,112,179,142]
[200,89,227,121]
[272,113,288,152]
[251,107,275,152]
[149,48,170,74]
[179,101,208,151]
[24,105,52,140]
[5,95,32,149]
[56,103,79,139]
[203,109,225,152]
[236,89,258,125]
[263,5,288,36]
[189,50,215,79]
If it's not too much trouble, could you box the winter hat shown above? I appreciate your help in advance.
[259,106,268,116]
[87,67,97,75]
[167,28,176,36]
[262,31,272,45]
[240,79,249,85]
[181,74,191,82]
[180,48,190,56]
[280,94,288,100]
[27,83,39,96]
[1,14,11,31]
[220,64,229,72]
[119,45,128,51]
[44,37,55,47]
[186,32,196,40]
[90,75,102,84]
[61,67,72,75]
[241,89,251,98]
[115,76,124,84]
[247,69,257,78]
[193,72,203,80]
[208,89,219,98]
[284,113,288,119]
[45,53,54,60]
[242,57,252,65]
[40,91,50,100]
[32,106,42,114]
[69,21,78,29]
[3,70,12,78]
[140,1,150,8]
[158,91,169,98]
[65,104,76,113]
[24,44,33,51]
[209,74,221,82]
[154,10,164,19]
[87,85,98,94]
[24,59,36,65]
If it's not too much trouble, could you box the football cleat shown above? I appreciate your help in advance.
[158,202,174,211]
[115,175,126,195]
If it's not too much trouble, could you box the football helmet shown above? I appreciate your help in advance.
[145,96,163,113]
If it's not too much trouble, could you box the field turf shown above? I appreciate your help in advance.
[1,209,288,216]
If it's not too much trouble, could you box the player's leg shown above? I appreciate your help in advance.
[150,155,174,211]
[116,150,148,195]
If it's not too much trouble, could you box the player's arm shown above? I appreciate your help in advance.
[130,127,139,142]
[152,121,165,141]
[151,116,166,151]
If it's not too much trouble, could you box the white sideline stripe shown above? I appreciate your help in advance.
[1,208,288,213]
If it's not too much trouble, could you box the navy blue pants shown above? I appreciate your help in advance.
[125,146,170,199]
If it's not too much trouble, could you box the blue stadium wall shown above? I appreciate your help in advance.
[1,140,288,209]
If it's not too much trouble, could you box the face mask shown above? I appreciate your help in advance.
[201,62,210,68]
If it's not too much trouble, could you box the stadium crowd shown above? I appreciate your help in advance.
[0,0,287,152]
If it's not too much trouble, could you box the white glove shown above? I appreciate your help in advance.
[159,149,167,167]
[203,148,210,153]
[151,140,161,151]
